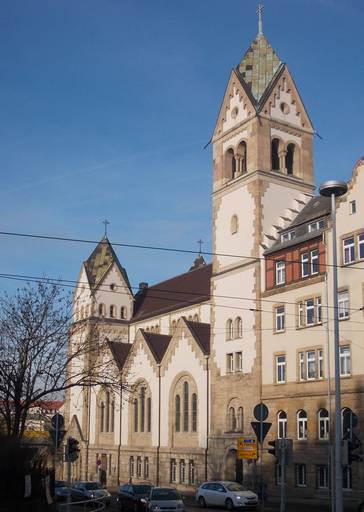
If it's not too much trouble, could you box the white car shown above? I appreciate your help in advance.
[196,481,258,510]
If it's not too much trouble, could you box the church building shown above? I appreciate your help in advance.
[65,13,364,504]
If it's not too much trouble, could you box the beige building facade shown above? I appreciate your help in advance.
[65,21,364,505]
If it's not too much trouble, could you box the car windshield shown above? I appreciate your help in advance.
[135,485,152,495]
[226,483,247,492]
[151,489,180,501]
[85,483,102,490]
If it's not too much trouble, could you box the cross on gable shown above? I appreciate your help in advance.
[102,219,110,237]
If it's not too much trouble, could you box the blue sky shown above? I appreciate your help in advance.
[0,0,363,294]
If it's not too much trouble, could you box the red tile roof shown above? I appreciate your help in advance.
[133,264,212,322]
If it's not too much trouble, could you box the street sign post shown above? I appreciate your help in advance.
[237,437,258,460]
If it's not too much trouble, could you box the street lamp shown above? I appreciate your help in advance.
[319,179,348,512]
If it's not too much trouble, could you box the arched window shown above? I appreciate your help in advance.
[140,387,145,432]
[171,320,177,334]
[100,402,105,433]
[133,399,138,432]
[105,392,110,432]
[192,393,197,432]
[297,410,307,440]
[277,411,287,438]
[225,148,236,180]
[226,319,233,341]
[234,317,242,338]
[228,407,236,432]
[175,395,181,432]
[183,382,189,431]
[98,303,105,317]
[236,141,247,174]
[271,138,280,170]
[237,407,244,432]
[129,457,134,478]
[318,409,329,440]
[193,314,199,322]
[147,397,152,432]
[188,315,193,321]
[286,143,295,175]
[110,305,115,318]
[231,215,238,234]
[120,306,126,319]
[136,456,142,478]
[144,457,149,479]
[110,400,115,433]
[342,408,354,440]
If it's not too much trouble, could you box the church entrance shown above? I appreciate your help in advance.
[225,448,243,483]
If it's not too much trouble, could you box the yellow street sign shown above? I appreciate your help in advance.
[237,436,257,460]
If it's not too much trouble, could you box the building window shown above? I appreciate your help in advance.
[301,252,310,277]
[226,319,233,340]
[129,457,134,478]
[183,382,189,432]
[318,349,324,379]
[316,465,329,489]
[306,350,316,379]
[237,407,244,432]
[308,219,325,233]
[192,394,197,432]
[231,215,238,234]
[343,466,352,490]
[359,234,364,259]
[297,297,322,327]
[298,349,324,381]
[311,249,319,274]
[276,355,286,384]
[271,138,280,171]
[349,200,356,215]
[338,291,350,320]
[226,353,234,373]
[295,464,307,487]
[340,346,351,376]
[170,459,177,483]
[100,402,105,433]
[193,313,199,322]
[318,409,329,440]
[120,306,126,319]
[299,352,305,381]
[286,143,296,175]
[140,388,145,432]
[297,410,307,440]
[301,249,320,277]
[110,305,116,318]
[144,457,149,479]
[278,411,287,439]
[180,460,186,484]
[133,399,138,432]
[235,352,243,372]
[342,408,354,440]
[98,303,105,316]
[234,317,243,338]
[175,395,181,432]
[228,407,236,432]
[275,260,286,285]
[188,460,195,485]
[136,456,142,478]
[275,306,285,332]
[343,237,355,264]
[281,230,295,243]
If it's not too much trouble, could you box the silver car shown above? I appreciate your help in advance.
[196,481,258,510]
[149,487,185,512]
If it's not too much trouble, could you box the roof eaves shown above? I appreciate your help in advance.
[264,231,324,255]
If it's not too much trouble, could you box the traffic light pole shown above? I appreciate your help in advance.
[280,440,286,512]
[66,456,71,512]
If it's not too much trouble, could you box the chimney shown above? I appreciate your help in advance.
[139,282,148,292]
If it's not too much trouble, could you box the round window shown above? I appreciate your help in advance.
[231,107,239,119]
[280,102,290,115]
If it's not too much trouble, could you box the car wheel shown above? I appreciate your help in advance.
[198,496,206,508]
[225,498,234,511]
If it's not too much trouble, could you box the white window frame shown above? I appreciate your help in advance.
[318,349,324,379]
[275,306,285,332]
[338,291,350,320]
[301,252,310,277]
[295,464,307,487]
[308,219,325,233]
[226,353,234,373]
[306,350,316,380]
[311,249,319,274]
[359,233,364,260]
[276,355,286,384]
[299,352,305,381]
[235,352,243,372]
[306,298,315,325]
[349,200,356,215]
[343,237,355,264]
[340,345,351,376]
[277,411,287,439]
[276,260,286,285]
[318,409,329,440]
[297,411,307,440]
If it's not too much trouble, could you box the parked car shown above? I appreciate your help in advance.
[118,483,154,512]
[148,487,185,512]
[71,481,111,506]
[54,481,84,503]
[196,481,258,510]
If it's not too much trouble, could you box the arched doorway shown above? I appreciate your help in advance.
[224,448,243,483]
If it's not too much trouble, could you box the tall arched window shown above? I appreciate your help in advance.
[230,215,238,234]
[129,457,134,478]
[98,303,105,317]
[147,397,152,432]
[228,407,236,432]
[225,148,236,180]
[234,317,242,338]
[175,395,181,432]
[193,314,199,322]
[226,319,233,341]
[183,382,189,432]
[318,409,329,440]
[140,387,145,432]
[120,306,126,319]
[286,143,295,175]
[236,141,247,174]
[105,392,110,432]
[100,402,105,433]
[237,407,244,432]
[277,411,287,438]
[171,320,177,334]
[110,305,116,318]
[297,410,307,440]
[110,400,115,433]
[342,408,354,440]
[271,138,280,170]
[133,399,138,432]
[192,393,197,432]
[144,457,149,479]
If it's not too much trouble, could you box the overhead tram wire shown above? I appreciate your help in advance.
[1,229,364,272]
[0,272,364,328]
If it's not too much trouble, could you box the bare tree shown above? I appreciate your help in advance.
[0,281,120,439]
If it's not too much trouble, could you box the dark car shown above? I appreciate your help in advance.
[72,481,111,506]
[118,483,154,512]
[54,481,84,503]
[148,487,185,512]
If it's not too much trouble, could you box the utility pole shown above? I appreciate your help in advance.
[280,440,286,512]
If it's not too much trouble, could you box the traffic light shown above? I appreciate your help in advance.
[343,436,362,465]
[268,440,278,458]
[66,437,80,462]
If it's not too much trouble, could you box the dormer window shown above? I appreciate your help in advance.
[281,230,295,243]
[308,219,325,233]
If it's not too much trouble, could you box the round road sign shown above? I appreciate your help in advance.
[253,403,269,422]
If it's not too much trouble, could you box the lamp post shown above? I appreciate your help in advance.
[319,180,348,512]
